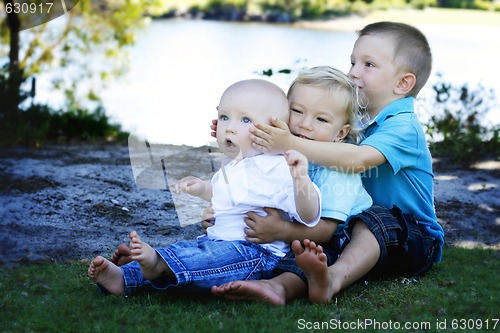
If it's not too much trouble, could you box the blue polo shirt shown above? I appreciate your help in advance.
[360,97,444,262]
[308,163,372,235]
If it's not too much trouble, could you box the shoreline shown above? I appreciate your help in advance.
[161,8,500,31]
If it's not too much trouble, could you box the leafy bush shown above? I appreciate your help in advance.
[0,66,128,147]
[437,0,500,10]
[424,75,500,164]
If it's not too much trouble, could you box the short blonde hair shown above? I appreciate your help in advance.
[287,66,367,144]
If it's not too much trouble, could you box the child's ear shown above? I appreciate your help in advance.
[335,124,351,142]
[394,73,416,95]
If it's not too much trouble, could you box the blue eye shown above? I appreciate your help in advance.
[220,115,229,121]
[242,117,251,123]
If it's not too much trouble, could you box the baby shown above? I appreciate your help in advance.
[88,79,321,297]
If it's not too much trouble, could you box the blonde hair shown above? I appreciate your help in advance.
[358,21,432,97]
[287,66,367,144]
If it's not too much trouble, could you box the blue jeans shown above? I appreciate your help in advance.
[120,237,281,297]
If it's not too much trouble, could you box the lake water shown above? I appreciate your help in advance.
[41,19,500,147]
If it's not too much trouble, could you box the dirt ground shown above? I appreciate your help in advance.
[0,144,498,267]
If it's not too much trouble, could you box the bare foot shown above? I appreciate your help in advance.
[110,243,133,266]
[293,239,335,304]
[88,256,124,296]
[211,280,286,306]
[129,230,169,281]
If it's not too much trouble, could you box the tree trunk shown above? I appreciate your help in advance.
[4,0,22,114]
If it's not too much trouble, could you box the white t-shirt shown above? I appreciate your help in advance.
[207,154,321,257]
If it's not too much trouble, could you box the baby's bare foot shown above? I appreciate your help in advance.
[110,243,133,266]
[129,230,169,281]
[88,256,124,296]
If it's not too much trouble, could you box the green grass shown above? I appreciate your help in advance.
[1,247,498,333]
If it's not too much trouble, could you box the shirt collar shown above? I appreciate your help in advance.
[365,96,415,127]
[225,154,284,173]
[248,154,285,173]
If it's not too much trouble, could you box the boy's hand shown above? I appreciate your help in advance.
[250,117,292,154]
[244,208,287,244]
[172,176,207,197]
[210,119,217,138]
[284,149,308,179]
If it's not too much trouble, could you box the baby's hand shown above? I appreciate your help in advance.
[172,176,207,197]
[284,149,308,179]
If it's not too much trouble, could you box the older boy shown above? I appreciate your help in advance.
[211,21,445,304]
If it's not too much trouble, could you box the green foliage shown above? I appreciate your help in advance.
[260,0,357,19]
[203,0,250,20]
[437,0,500,10]
[0,103,129,147]
[0,66,128,147]
[424,75,500,164]
[473,0,500,11]
[166,0,497,20]
[409,0,438,9]
[0,0,159,146]
[0,247,498,332]
[0,0,164,111]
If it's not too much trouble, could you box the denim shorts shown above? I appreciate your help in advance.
[273,205,439,284]
[120,238,281,297]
